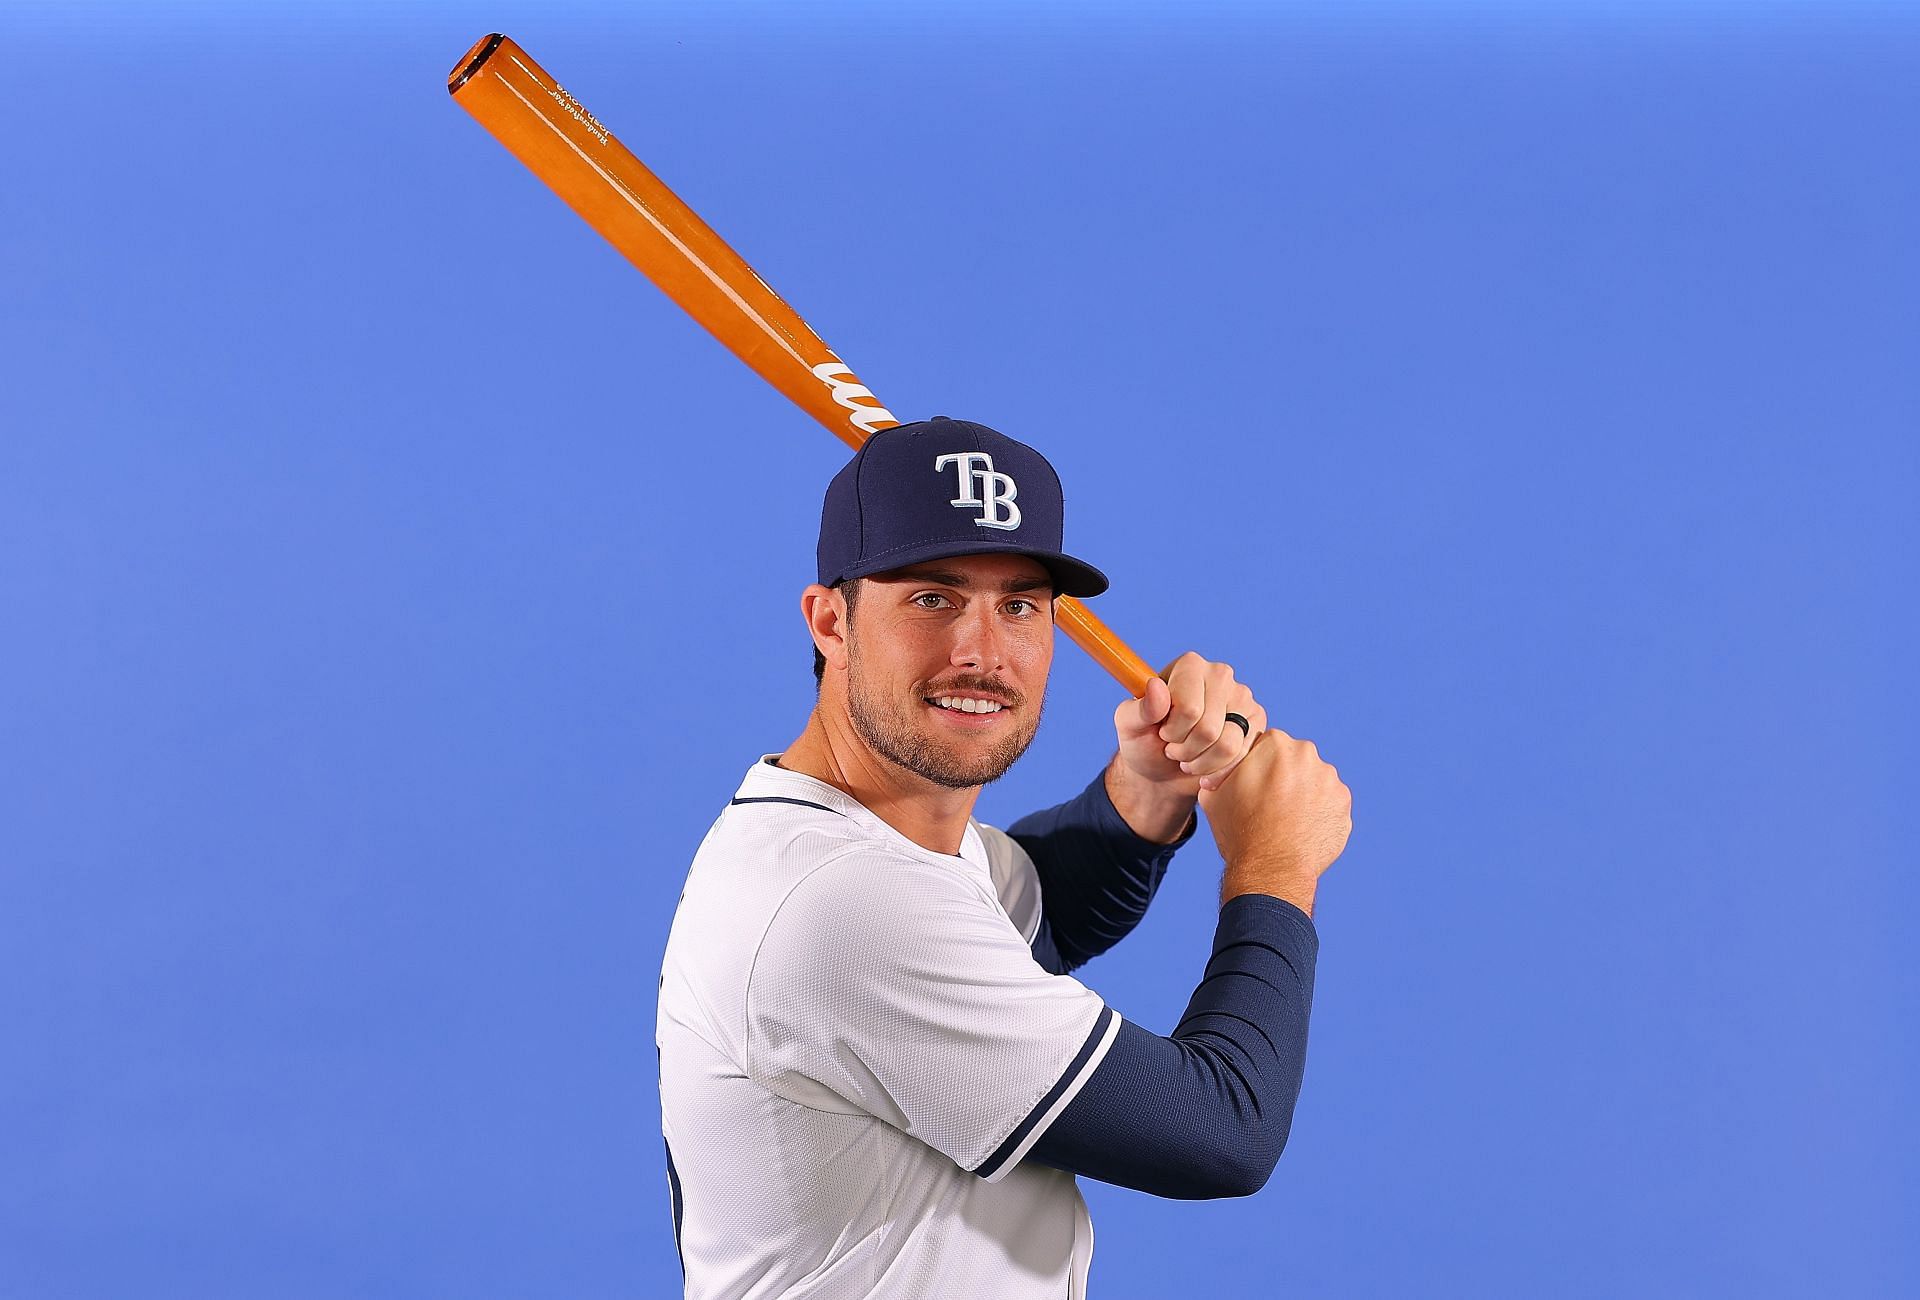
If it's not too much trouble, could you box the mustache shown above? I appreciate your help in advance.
[921,675,1024,708]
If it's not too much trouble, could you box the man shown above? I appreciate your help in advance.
[657,418,1352,1298]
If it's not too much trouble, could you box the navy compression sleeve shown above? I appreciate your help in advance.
[1010,769,1196,975]
[1025,893,1318,1198]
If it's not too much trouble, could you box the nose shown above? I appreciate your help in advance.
[947,601,1006,673]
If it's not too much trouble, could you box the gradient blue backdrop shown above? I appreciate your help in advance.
[3,2,1913,1296]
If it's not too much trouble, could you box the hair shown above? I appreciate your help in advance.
[812,578,862,687]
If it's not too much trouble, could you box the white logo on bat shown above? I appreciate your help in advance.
[811,363,898,438]
[935,452,1021,531]
[545,82,610,146]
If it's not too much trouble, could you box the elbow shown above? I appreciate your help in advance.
[1191,1119,1291,1200]
[1214,1162,1273,1200]
[1213,1139,1282,1200]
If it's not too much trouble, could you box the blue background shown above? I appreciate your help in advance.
[3,1,1913,1295]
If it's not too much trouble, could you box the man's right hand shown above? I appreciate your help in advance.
[1197,728,1352,916]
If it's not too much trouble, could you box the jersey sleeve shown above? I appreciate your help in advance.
[745,848,1118,1182]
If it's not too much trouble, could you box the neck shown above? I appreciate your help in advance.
[779,702,981,856]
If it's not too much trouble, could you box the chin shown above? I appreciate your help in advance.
[908,725,1036,789]
[845,669,1042,790]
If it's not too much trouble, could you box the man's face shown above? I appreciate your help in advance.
[841,553,1055,791]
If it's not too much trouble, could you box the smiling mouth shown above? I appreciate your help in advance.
[924,695,1010,718]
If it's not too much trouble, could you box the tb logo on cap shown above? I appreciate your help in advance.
[935,452,1022,531]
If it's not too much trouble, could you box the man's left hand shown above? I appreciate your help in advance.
[1113,652,1268,794]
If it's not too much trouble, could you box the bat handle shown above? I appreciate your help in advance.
[1058,596,1155,697]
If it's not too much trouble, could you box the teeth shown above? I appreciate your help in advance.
[934,696,1003,714]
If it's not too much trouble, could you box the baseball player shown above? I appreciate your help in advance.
[657,417,1351,1298]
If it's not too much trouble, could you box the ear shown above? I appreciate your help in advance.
[801,584,850,674]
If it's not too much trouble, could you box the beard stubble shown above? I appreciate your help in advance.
[845,636,1043,791]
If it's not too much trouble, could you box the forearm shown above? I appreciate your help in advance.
[1010,766,1195,974]
[1224,857,1319,919]
[1024,894,1319,1197]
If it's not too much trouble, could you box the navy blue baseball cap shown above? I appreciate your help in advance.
[817,417,1109,598]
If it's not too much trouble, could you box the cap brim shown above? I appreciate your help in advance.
[838,538,1109,598]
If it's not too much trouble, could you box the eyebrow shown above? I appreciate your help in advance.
[868,567,1054,594]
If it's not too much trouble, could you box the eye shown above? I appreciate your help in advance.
[1005,598,1041,617]
[911,592,953,609]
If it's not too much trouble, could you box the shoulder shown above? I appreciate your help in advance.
[688,791,868,891]
[748,842,1039,1007]
[763,843,1000,944]
[667,797,879,990]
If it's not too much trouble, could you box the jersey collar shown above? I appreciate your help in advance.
[738,754,988,870]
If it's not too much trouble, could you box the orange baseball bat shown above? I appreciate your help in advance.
[448,34,1155,696]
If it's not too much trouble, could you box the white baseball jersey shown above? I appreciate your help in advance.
[657,755,1122,1299]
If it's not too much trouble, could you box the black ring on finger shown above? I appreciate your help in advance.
[1223,712,1251,738]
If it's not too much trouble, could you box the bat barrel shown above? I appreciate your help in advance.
[448,35,892,450]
